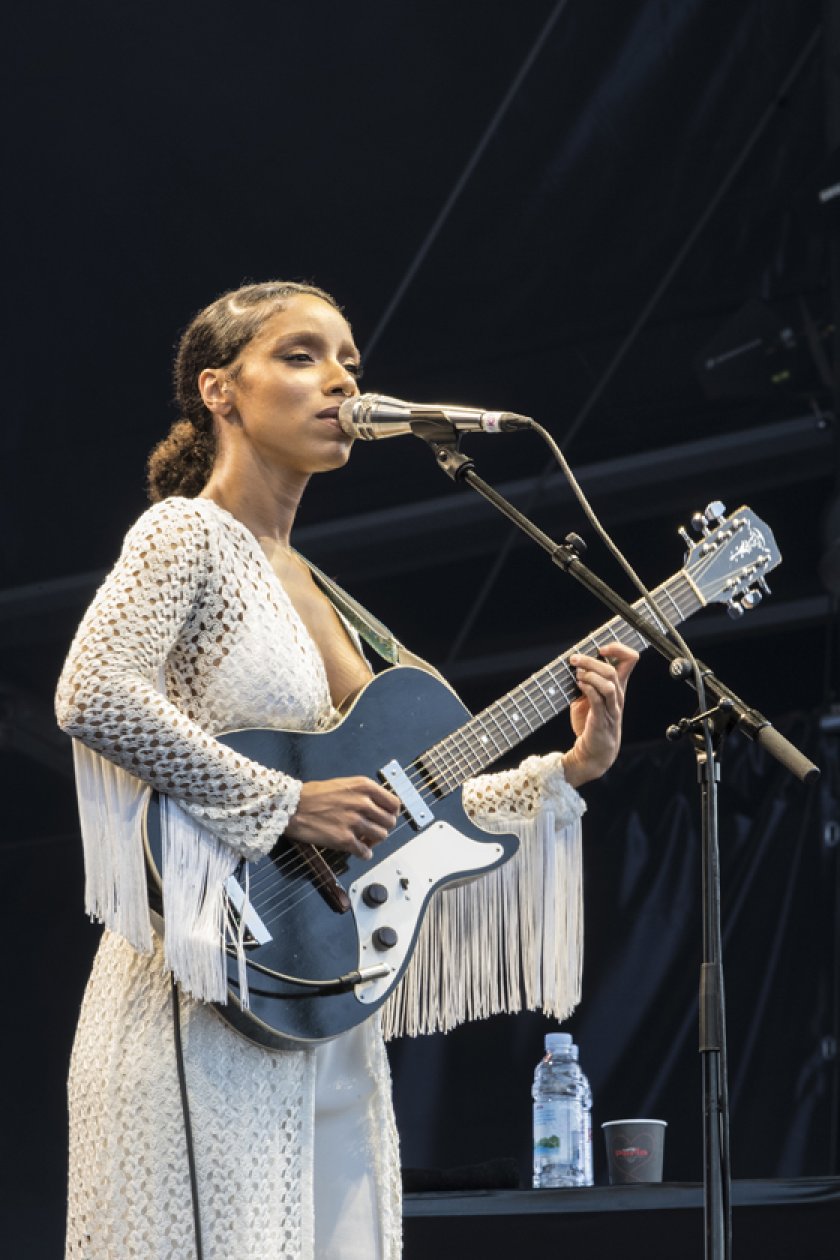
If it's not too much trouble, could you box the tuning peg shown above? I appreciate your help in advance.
[726,598,745,619]
[758,576,771,595]
[678,526,693,551]
[741,590,762,611]
[690,501,727,537]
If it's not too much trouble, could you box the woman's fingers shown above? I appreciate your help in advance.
[571,644,638,706]
[563,643,639,787]
[572,642,639,680]
[362,779,403,826]
[286,776,401,858]
[572,661,620,715]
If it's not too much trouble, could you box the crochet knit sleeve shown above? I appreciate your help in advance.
[462,751,586,829]
[55,500,301,860]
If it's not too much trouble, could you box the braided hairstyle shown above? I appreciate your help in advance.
[147,280,341,501]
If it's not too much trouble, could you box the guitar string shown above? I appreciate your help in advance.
[411,577,694,797]
[255,569,700,885]
[239,596,687,923]
[239,569,707,916]
[416,574,697,792]
[234,548,741,924]
[237,635,701,929]
[238,809,420,927]
[410,624,628,794]
[417,543,765,794]
[242,640,590,917]
[241,575,698,913]
[238,616,647,930]
[229,551,768,976]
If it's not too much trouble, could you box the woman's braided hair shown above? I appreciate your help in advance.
[147,280,341,501]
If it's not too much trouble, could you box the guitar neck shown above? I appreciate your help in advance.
[420,570,703,792]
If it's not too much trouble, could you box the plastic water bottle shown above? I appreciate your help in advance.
[532,1032,593,1188]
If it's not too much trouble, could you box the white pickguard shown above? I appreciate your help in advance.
[348,821,505,1005]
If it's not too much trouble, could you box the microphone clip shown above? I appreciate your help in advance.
[414,418,476,482]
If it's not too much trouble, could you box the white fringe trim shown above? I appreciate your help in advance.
[72,741,153,955]
[159,795,244,1005]
[380,811,583,1039]
[71,739,248,1006]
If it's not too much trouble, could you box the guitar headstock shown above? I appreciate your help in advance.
[680,501,782,617]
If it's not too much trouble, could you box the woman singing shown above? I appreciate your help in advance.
[56,280,636,1258]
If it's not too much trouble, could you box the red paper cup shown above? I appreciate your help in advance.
[601,1119,667,1184]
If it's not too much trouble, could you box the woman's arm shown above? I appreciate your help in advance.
[55,499,302,860]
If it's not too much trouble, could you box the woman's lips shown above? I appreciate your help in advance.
[314,405,350,436]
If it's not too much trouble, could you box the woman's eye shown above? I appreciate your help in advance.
[281,352,314,364]
[345,363,364,380]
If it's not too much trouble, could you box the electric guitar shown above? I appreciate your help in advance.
[144,503,780,1049]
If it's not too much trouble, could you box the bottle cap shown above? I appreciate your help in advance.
[545,1032,574,1053]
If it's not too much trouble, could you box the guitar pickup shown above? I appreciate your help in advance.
[378,760,434,829]
[225,873,272,945]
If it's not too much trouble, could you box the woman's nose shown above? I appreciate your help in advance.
[326,362,360,396]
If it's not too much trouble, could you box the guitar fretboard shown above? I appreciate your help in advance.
[418,572,700,794]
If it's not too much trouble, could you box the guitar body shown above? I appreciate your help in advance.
[144,666,519,1050]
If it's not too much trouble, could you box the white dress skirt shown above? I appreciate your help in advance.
[67,930,396,1258]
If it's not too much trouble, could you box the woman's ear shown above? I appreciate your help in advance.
[199,369,236,419]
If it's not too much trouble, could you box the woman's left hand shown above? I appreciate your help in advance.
[561,642,639,788]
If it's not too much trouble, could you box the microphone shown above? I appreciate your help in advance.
[337,393,532,440]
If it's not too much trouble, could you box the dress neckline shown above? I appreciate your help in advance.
[189,496,371,712]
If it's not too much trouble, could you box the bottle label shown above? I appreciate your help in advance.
[533,1100,575,1164]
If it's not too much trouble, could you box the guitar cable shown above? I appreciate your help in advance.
[170,974,205,1260]
[224,943,386,991]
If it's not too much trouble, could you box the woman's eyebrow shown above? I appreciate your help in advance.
[270,329,323,349]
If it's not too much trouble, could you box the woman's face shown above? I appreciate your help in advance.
[218,294,362,475]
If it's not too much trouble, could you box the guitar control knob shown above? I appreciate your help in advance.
[362,882,389,907]
[372,926,398,951]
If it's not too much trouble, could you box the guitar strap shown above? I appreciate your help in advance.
[303,556,439,675]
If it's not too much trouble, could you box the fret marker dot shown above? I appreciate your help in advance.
[512,713,520,722]
[548,686,556,695]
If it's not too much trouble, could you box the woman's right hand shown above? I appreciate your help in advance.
[284,777,401,860]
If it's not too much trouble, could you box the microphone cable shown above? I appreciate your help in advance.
[522,417,702,686]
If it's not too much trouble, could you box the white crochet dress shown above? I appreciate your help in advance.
[56,496,586,1259]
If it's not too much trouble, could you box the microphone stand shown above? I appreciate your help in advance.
[417,421,819,1260]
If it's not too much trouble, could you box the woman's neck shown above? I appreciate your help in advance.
[199,461,310,547]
